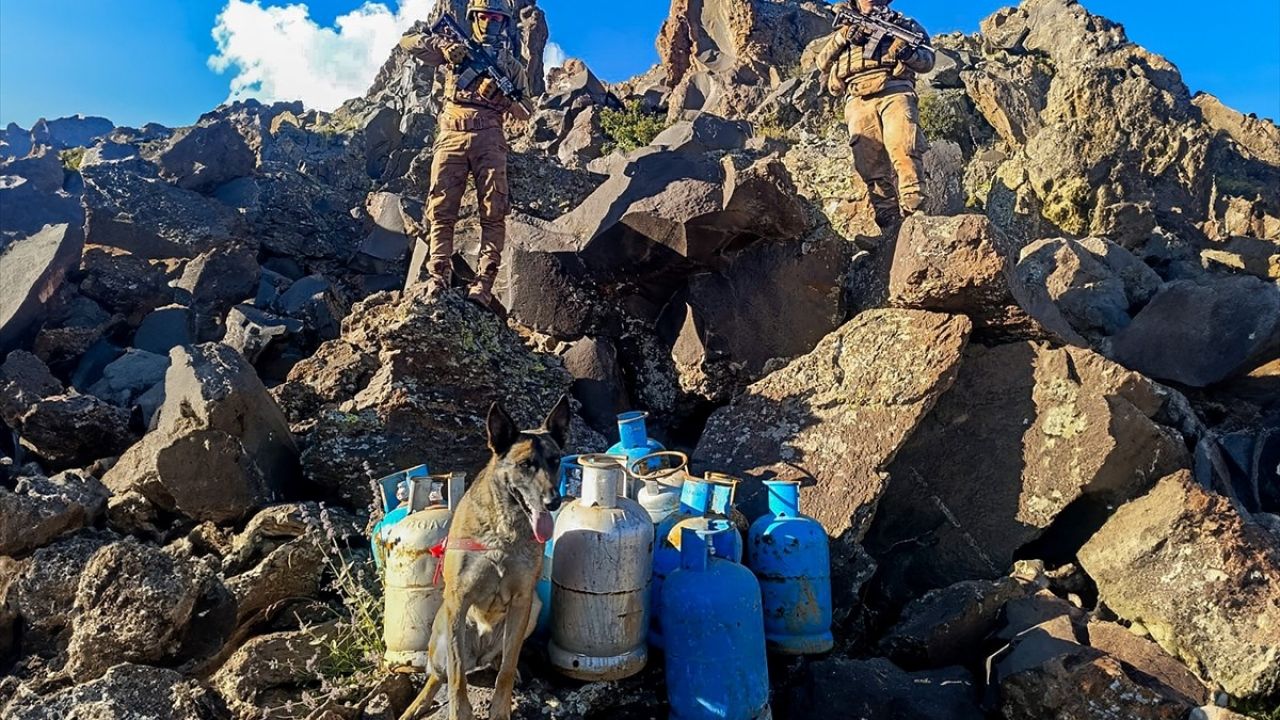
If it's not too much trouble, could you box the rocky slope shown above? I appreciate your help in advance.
[1,0,1278,718]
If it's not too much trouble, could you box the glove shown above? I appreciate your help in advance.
[850,26,872,47]
[887,37,916,64]
[476,77,502,101]
[442,41,468,65]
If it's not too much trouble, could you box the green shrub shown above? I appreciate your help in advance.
[753,117,795,142]
[59,148,85,172]
[600,100,668,154]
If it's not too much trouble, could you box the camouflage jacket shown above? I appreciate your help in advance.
[400,32,529,119]
[816,15,935,99]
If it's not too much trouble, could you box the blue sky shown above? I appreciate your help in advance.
[1,0,1277,129]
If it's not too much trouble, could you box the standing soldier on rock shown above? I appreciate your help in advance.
[818,0,935,227]
[399,0,531,308]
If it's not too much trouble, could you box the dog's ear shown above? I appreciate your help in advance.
[543,394,572,449]
[487,402,520,455]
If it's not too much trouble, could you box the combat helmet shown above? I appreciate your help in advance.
[467,0,513,19]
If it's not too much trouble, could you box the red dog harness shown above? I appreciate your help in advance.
[429,536,491,585]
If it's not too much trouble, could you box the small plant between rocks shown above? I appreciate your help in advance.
[600,100,667,154]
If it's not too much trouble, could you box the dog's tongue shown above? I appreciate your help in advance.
[531,510,554,544]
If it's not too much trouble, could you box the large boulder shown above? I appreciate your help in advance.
[661,233,848,403]
[29,114,115,150]
[965,0,1276,247]
[0,471,108,556]
[1011,236,1165,345]
[866,342,1191,604]
[881,577,1031,670]
[1078,471,1280,699]
[103,343,299,524]
[562,337,630,434]
[86,349,170,410]
[557,152,810,276]
[81,155,249,260]
[0,223,85,349]
[211,624,338,714]
[999,638,1193,720]
[150,118,256,192]
[787,657,984,720]
[63,540,224,681]
[657,0,831,120]
[173,244,261,335]
[0,148,84,246]
[0,351,62,426]
[1202,237,1280,281]
[10,393,135,469]
[888,213,1045,339]
[224,536,324,624]
[275,291,583,507]
[10,532,117,656]
[1086,619,1211,706]
[693,310,971,584]
[3,663,227,720]
[1107,275,1280,388]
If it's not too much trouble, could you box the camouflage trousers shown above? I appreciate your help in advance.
[845,89,927,220]
[407,110,510,298]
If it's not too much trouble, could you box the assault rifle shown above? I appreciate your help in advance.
[431,13,533,116]
[833,5,934,55]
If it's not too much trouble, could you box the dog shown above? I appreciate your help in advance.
[401,396,569,720]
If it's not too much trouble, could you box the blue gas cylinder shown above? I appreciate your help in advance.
[371,464,429,569]
[536,455,586,638]
[663,523,771,720]
[649,475,712,649]
[606,411,664,476]
[747,480,833,655]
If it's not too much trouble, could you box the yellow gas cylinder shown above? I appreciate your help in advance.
[383,471,465,671]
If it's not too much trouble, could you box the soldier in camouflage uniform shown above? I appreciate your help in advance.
[818,0,935,226]
[400,0,531,306]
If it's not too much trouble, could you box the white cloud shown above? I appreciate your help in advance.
[542,41,567,80]
[209,0,436,111]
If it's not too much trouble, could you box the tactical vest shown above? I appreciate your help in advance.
[440,46,523,118]
[829,30,918,99]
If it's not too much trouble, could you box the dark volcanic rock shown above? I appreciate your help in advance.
[10,531,118,655]
[562,337,630,434]
[133,305,195,355]
[152,118,256,192]
[889,214,1046,339]
[662,233,848,404]
[0,350,62,426]
[1086,619,1210,706]
[788,657,984,720]
[557,152,810,276]
[693,309,971,600]
[881,577,1030,669]
[1108,275,1280,388]
[81,156,248,260]
[1078,471,1280,699]
[5,663,227,720]
[103,343,299,524]
[275,291,581,508]
[0,471,108,556]
[29,114,115,150]
[866,342,1190,604]
[0,223,85,349]
[64,539,222,681]
[1010,236,1165,345]
[12,392,135,469]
